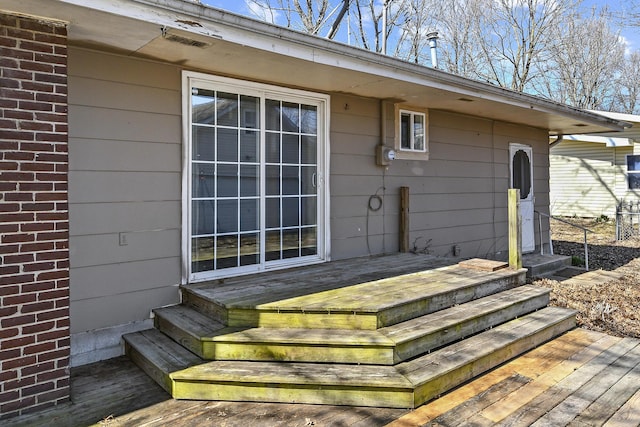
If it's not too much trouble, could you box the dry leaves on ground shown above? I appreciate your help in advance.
[531,218,640,338]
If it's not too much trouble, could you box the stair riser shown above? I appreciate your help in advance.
[378,271,526,328]
[412,315,576,407]
[202,342,395,365]
[125,341,174,395]
[182,290,227,325]
[526,257,572,277]
[227,308,379,330]
[171,381,414,409]
[393,293,550,363]
[155,315,204,358]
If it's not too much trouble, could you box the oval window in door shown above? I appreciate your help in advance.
[512,149,531,199]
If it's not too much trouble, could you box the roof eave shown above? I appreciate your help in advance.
[0,0,627,135]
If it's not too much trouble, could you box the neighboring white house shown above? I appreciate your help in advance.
[550,111,640,218]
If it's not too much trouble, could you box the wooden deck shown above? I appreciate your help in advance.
[127,253,574,408]
[5,328,639,427]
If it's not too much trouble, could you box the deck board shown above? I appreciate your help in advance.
[171,359,413,389]
[477,332,623,423]
[530,339,640,426]
[187,254,454,306]
[387,330,640,427]
[602,387,640,427]
[185,254,487,309]
[569,354,640,426]
[380,285,548,343]
[157,285,551,365]
[6,329,639,427]
[431,374,531,426]
[494,337,640,427]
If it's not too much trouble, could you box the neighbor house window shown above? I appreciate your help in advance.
[399,110,426,152]
[627,155,640,190]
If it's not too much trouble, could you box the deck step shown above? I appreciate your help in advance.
[167,307,576,408]
[153,305,227,358]
[182,264,527,330]
[155,285,550,364]
[123,328,202,394]
[379,284,550,363]
[524,254,572,277]
[397,306,576,407]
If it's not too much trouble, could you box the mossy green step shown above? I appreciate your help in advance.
[159,307,576,408]
[182,265,527,330]
[380,284,550,363]
[397,306,577,407]
[155,285,550,365]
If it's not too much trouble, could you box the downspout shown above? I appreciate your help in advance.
[549,134,563,148]
[545,133,563,255]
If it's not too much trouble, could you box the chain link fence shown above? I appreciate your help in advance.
[616,201,640,240]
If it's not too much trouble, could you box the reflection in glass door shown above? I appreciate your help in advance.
[265,99,318,262]
[191,90,261,273]
[187,77,325,281]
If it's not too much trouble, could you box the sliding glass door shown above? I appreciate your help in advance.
[185,73,328,282]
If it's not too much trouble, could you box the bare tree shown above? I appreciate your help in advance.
[294,0,329,34]
[533,8,625,111]
[242,0,640,115]
[392,0,437,63]
[430,0,490,78]
[348,0,404,53]
[247,0,293,26]
[613,50,640,114]
[326,0,351,39]
[475,0,580,92]
[247,0,349,35]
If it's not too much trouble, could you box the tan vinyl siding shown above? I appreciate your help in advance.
[68,48,182,333]
[550,140,640,218]
[68,49,552,336]
[329,95,550,259]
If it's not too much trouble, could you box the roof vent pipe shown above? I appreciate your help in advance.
[426,31,439,68]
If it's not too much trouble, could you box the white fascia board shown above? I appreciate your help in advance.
[564,134,633,147]
[587,110,640,124]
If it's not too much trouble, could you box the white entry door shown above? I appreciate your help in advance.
[509,144,535,253]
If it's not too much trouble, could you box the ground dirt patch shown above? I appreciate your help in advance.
[531,217,640,338]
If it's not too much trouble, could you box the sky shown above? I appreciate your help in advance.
[201,0,640,52]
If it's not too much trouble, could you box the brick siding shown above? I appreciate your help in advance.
[0,13,70,419]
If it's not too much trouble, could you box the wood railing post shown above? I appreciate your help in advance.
[400,186,409,252]
[508,189,522,269]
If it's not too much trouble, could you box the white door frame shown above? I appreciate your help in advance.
[509,143,535,253]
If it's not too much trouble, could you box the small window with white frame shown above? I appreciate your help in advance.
[627,154,640,190]
[399,110,426,152]
[393,106,429,160]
